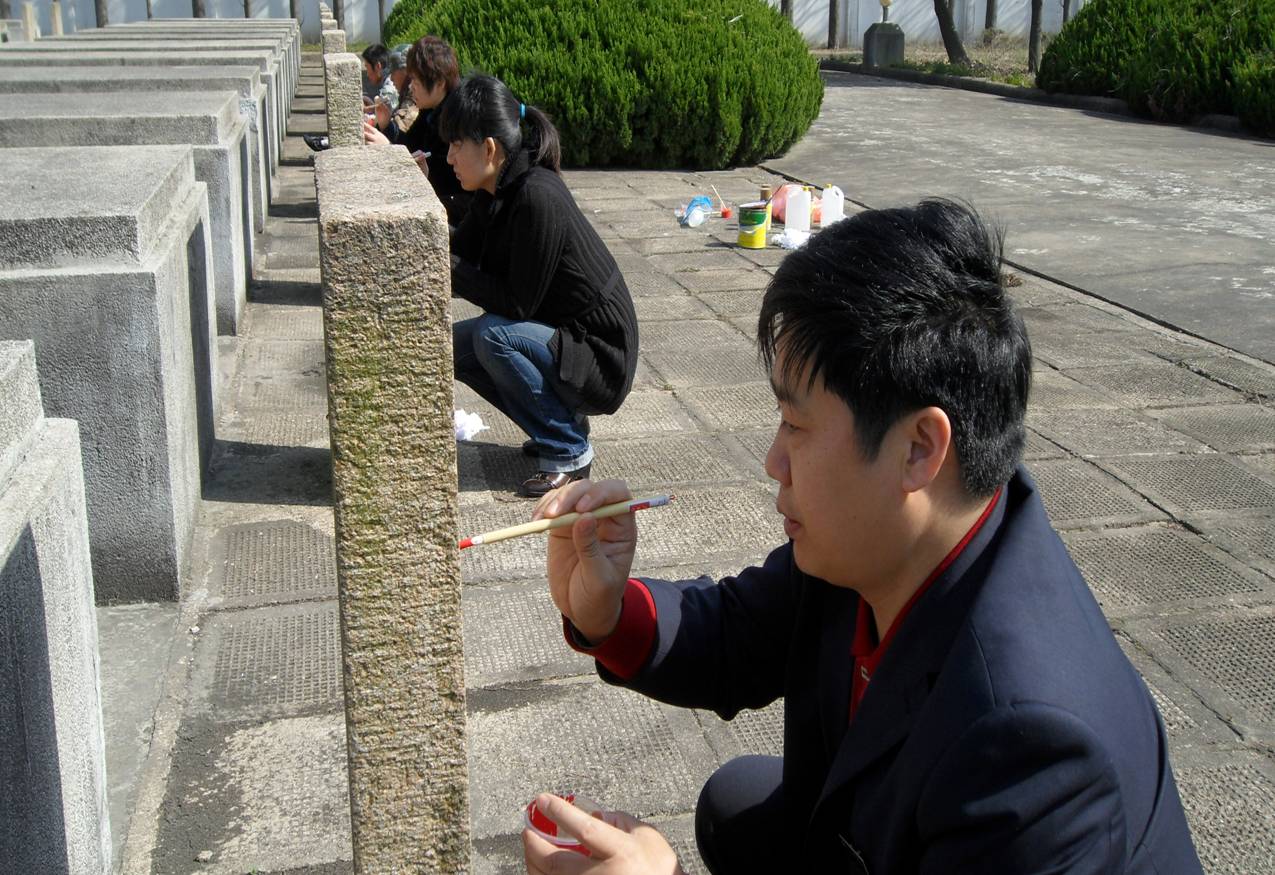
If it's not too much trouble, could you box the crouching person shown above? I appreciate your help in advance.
[443,75,639,498]
[524,200,1202,873]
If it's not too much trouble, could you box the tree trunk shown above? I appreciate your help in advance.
[146,0,154,19]
[94,0,108,26]
[1062,0,1073,23]
[377,0,385,41]
[0,1,11,22]
[984,0,997,30]
[192,0,206,18]
[243,0,251,18]
[1027,0,1044,72]
[827,0,839,49]
[334,0,343,30]
[781,0,793,22]
[933,0,972,66]
[290,0,299,23]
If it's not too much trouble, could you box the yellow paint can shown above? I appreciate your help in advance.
[737,202,769,249]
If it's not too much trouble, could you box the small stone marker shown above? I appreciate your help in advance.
[323,51,361,147]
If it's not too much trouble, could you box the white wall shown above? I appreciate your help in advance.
[771,0,1089,49]
[16,0,1082,48]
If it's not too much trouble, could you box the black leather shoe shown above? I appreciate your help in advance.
[517,464,591,498]
[303,134,331,152]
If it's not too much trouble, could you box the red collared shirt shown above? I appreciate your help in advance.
[848,487,1002,722]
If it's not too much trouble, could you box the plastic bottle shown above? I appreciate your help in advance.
[821,184,844,226]
[787,187,812,233]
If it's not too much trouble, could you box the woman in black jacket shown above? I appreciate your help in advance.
[364,35,472,225]
[441,75,639,498]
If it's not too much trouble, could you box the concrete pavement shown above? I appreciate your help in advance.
[768,71,1275,363]
[101,57,1275,874]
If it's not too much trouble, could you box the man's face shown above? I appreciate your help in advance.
[363,59,383,85]
[765,350,903,588]
[409,75,447,110]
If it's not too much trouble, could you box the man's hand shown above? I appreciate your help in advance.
[363,119,389,146]
[523,794,683,875]
[412,150,430,177]
[533,480,637,644]
[374,100,391,130]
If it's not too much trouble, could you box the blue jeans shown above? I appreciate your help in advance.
[453,314,593,473]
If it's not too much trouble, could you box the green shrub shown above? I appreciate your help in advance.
[1233,49,1275,135]
[384,0,824,168]
[1037,0,1275,133]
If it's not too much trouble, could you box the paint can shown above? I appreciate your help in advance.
[737,201,769,249]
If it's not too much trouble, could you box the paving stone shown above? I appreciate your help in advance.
[1027,459,1167,529]
[232,339,327,410]
[1176,754,1275,875]
[209,520,336,608]
[1189,512,1275,574]
[679,383,777,432]
[1180,354,1275,399]
[1029,367,1119,409]
[245,304,325,340]
[153,714,352,875]
[1027,408,1209,457]
[1006,277,1084,307]
[625,233,724,256]
[696,699,785,763]
[591,433,752,489]
[647,249,757,275]
[1023,428,1067,461]
[632,295,716,322]
[217,407,330,448]
[1063,525,1271,616]
[731,429,776,475]
[1030,330,1160,370]
[589,389,698,440]
[622,264,689,297]
[1099,454,1275,514]
[669,268,772,293]
[639,322,763,388]
[463,581,590,687]
[196,603,343,719]
[1136,606,1275,738]
[467,680,719,840]
[1065,361,1244,408]
[1115,634,1236,744]
[732,244,790,268]
[695,289,766,319]
[1150,404,1275,453]
[1020,303,1141,337]
[459,484,783,582]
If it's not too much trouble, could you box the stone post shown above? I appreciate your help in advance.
[323,52,361,147]
[315,145,468,872]
[321,25,346,54]
[50,1,61,35]
[0,341,111,875]
[21,1,37,40]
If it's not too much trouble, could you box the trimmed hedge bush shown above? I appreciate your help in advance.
[1038,0,1275,135]
[384,0,824,168]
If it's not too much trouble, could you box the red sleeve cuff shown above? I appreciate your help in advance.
[561,579,657,680]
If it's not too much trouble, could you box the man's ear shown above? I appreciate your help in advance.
[901,407,952,494]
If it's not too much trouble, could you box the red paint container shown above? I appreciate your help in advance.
[523,793,601,857]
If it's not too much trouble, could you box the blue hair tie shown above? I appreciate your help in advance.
[519,102,526,120]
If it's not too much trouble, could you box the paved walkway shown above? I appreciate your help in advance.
[102,57,1275,874]
[770,71,1275,363]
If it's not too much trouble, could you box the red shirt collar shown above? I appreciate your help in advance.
[852,486,1004,666]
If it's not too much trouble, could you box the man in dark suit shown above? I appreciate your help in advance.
[522,200,1202,874]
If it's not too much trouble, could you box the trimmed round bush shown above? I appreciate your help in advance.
[384,0,824,169]
[1038,0,1275,132]
[1233,50,1275,136]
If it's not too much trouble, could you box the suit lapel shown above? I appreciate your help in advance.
[812,487,1009,816]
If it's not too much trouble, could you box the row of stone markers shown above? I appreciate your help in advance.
[312,19,473,871]
[0,17,299,873]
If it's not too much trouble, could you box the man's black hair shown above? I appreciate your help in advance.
[361,43,390,71]
[758,198,1031,498]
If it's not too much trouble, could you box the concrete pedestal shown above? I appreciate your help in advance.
[0,147,216,603]
[316,145,468,872]
[864,21,905,68]
[0,340,110,873]
[0,65,274,233]
[0,44,288,162]
[0,91,253,336]
[321,27,346,54]
[323,52,361,147]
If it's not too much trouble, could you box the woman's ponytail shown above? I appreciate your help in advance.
[521,104,561,173]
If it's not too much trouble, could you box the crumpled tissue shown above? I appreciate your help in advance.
[773,228,812,250]
[453,409,488,441]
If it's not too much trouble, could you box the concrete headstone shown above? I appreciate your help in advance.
[323,51,361,148]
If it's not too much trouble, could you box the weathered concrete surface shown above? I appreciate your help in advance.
[321,27,346,54]
[767,71,1275,363]
[0,90,253,335]
[0,146,216,603]
[316,144,469,872]
[323,52,361,148]
[0,340,110,875]
[0,46,287,164]
[0,64,275,233]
